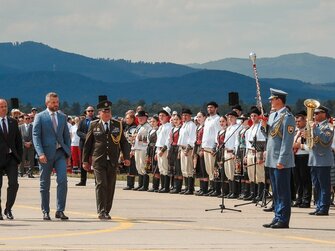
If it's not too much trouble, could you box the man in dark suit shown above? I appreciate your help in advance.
[19,114,35,178]
[33,92,71,221]
[82,100,130,220]
[76,106,97,186]
[0,98,23,220]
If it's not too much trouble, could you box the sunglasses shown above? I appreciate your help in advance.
[87,110,94,112]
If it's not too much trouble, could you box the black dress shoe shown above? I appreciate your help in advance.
[28,174,35,178]
[76,182,86,186]
[292,202,301,207]
[263,206,274,212]
[271,222,289,229]
[98,213,108,220]
[298,204,310,208]
[315,211,329,216]
[308,210,319,215]
[263,219,277,228]
[55,211,69,220]
[105,213,112,220]
[4,209,14,220]
[43,212,51,220]
[0,214,3,220]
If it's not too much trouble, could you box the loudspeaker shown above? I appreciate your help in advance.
[98,95,108,103]
[10,98,19,109]
[228,92,239,106]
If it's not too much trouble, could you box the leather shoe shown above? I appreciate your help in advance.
[105,213,111,220]
[271,222,289,229]
[308,210,319,215]
[0,214,3,220]
[315,211,329,216]
[55,211,69,220]
[298,204,310,208]
[4,209,14,220]
[263,206,274,212]
[98,213,109,220]
[76,182,86,186]
[43,212,51,220]
[263,219,277,228]
[292,202,301,207]
[28,174,35,178]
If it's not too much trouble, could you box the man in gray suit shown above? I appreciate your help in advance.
[33,92,71,221]
[308,105,334,216]
[261,88,295,229]
[19,114,35,178]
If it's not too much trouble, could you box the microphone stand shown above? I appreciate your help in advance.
[205,123,242,213]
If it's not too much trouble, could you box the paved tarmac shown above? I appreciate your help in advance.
[0,176,334,251]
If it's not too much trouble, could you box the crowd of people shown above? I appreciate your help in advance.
[0,88,335,226]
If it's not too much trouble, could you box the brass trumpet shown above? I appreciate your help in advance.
[304,99,320,148]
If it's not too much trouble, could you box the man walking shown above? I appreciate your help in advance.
[33,92,71,221]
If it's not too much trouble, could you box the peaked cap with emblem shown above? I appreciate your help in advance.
[268,88,288,100]
[97,100,112,111]
[314,105,330,114]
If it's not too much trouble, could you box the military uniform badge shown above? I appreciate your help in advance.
[287,125,294,134]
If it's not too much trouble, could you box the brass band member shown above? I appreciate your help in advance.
[292,111,311,208]
[146,115,160,192]
[194,112,209,196]
[308,105,334,216]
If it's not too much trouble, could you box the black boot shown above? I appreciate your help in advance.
[210,181,221,197]
[170,179,183,194]
[184,177,194,195]
[133,175,143,191]
[238,182,245,200]
[195,180,203,196]
[242,183,250,199]
[148,176,158,192]
[159,175,165,192]
[244,182,255,201]
[225,180,233,198]
[179,177,189,194]
[204,180,214,196]
[254,182,265,202]
[202,181,208,195]
[170,175,175,190]
[228,181,238,199]
[138,174,149,191]
[123,176,135,190]
[159,175,170,193]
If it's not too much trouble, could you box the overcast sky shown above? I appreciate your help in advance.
[1,0,334,64]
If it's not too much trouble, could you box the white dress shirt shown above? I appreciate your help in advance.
[202,114,221,148]
[156,122,173,148]
[178,120,197,147]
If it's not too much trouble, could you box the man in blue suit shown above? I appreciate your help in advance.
[33,92,71,221]
[261,88,295,229]
[308,105,334,216]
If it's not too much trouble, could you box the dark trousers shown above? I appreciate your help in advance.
[293,154,311,204]
[94,161,116,215]
[19,146,35,175]
[310,166,331,213]
[0,154,19,211]
[269,167,291,225]
[79,147,87,184]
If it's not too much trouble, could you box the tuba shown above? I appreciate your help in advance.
[304,99,320,148]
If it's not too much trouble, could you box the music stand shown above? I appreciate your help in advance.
[205,124,242,213]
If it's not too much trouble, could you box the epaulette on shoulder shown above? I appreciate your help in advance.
[91,119,100,124]
[286,110,293,117]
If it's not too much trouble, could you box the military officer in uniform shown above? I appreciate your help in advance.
[308,105,334,216]
[261,88,295,229]
[82,100,130,220]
